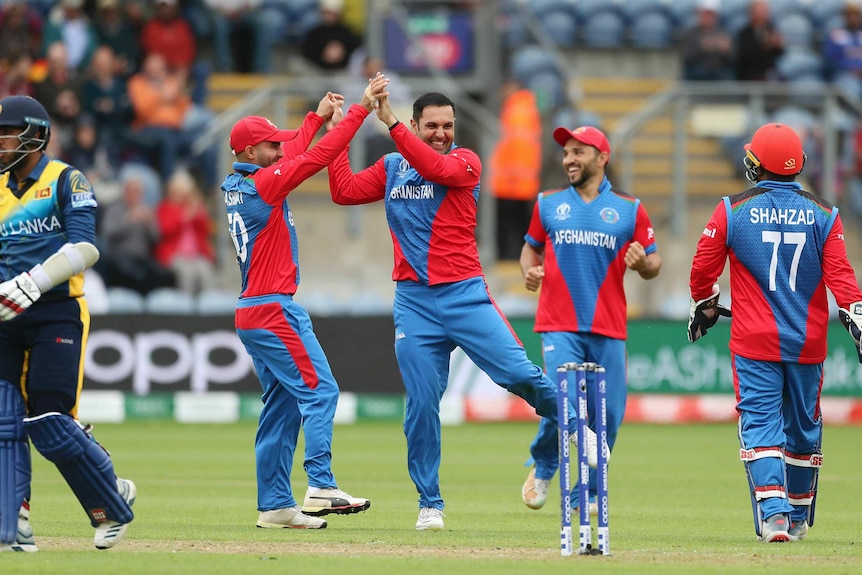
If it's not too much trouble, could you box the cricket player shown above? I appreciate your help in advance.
[519,126,661,514]
[327,88,597,531]
[688,122,862,542]
[0,95,135,552]
[222,76,388,529]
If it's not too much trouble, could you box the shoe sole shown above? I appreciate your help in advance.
[0,543,38,553]
[256,521,327,529]
[760,532,791,542]
[415,522,444,531]
[302,500,371,517]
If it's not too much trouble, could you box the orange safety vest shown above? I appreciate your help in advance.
[489,88,542,200]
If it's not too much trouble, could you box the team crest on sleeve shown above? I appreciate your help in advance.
[555,203,571,221]
[600,207,619,224]
[69,170,97,208]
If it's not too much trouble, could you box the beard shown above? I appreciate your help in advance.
[568,160,598,188]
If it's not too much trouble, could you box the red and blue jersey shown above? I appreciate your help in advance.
[690,181,862,363]
[329,122,483,285]
[221,105,370,297]
[526,177,656,339]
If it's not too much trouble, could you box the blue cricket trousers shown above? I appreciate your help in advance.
[393,276,566,510]
[236,294,340,511]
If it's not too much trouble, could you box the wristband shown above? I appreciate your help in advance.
[388,120,401,132]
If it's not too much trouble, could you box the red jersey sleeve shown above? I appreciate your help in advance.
[280,112,324,157]
[633,203,657,251]
[255,104,370,205]
[328,150,387,205]
[525,199,547,246]
[822,215,862,308]
[690,201,729,300]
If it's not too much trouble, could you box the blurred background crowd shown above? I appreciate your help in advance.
[2,0,861,316]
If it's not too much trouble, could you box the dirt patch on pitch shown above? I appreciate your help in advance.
[35,537,555,559]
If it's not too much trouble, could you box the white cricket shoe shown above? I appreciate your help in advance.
[257,506,327,529]
[0,503,38,552]
[415,507,445,531]
[302,487,370,516]
[522,466,550,510]
[94,477,136,550]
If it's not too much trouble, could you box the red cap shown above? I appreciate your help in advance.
[744,123,805,175]
[553,125,611,159]
[229,116,298,154]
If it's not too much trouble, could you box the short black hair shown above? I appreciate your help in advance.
[412,92,455,122]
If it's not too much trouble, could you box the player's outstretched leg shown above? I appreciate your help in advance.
[302,487,370,516]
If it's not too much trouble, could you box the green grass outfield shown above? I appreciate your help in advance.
[3,420,861,574]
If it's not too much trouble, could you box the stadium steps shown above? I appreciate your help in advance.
[206,73,331,195]
[578,76,746,215]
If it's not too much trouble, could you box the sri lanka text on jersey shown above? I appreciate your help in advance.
[554,229,617,250]
[0,216,62,237]
[389,184,435,200]
[749,208,814,225]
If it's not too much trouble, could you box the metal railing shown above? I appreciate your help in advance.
[611,81,862,236]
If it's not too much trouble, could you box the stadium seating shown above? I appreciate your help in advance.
[618,0,671,23]
[106,287,145,314]
[581,11,627,49]
[573,0,622,22]
[775,12,815,50]
[509,45,560,84]
[775,47,824,80]
[809,0,847,28]
[787,76,829,108]
[195,289,238,315]
[551,107,604,132]
[537,10,579,47]
[144,288,197,315]
[629,11,675,49]
[668,0,701,28]
[527,0,576,15]
[768,0,809,18]
[525,70,568,113]
[772,105,818,133]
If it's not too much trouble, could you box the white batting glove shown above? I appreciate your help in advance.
[0,272,42,321]
[839,301,862,363]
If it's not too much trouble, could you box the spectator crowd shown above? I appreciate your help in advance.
[0,0,363,301]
